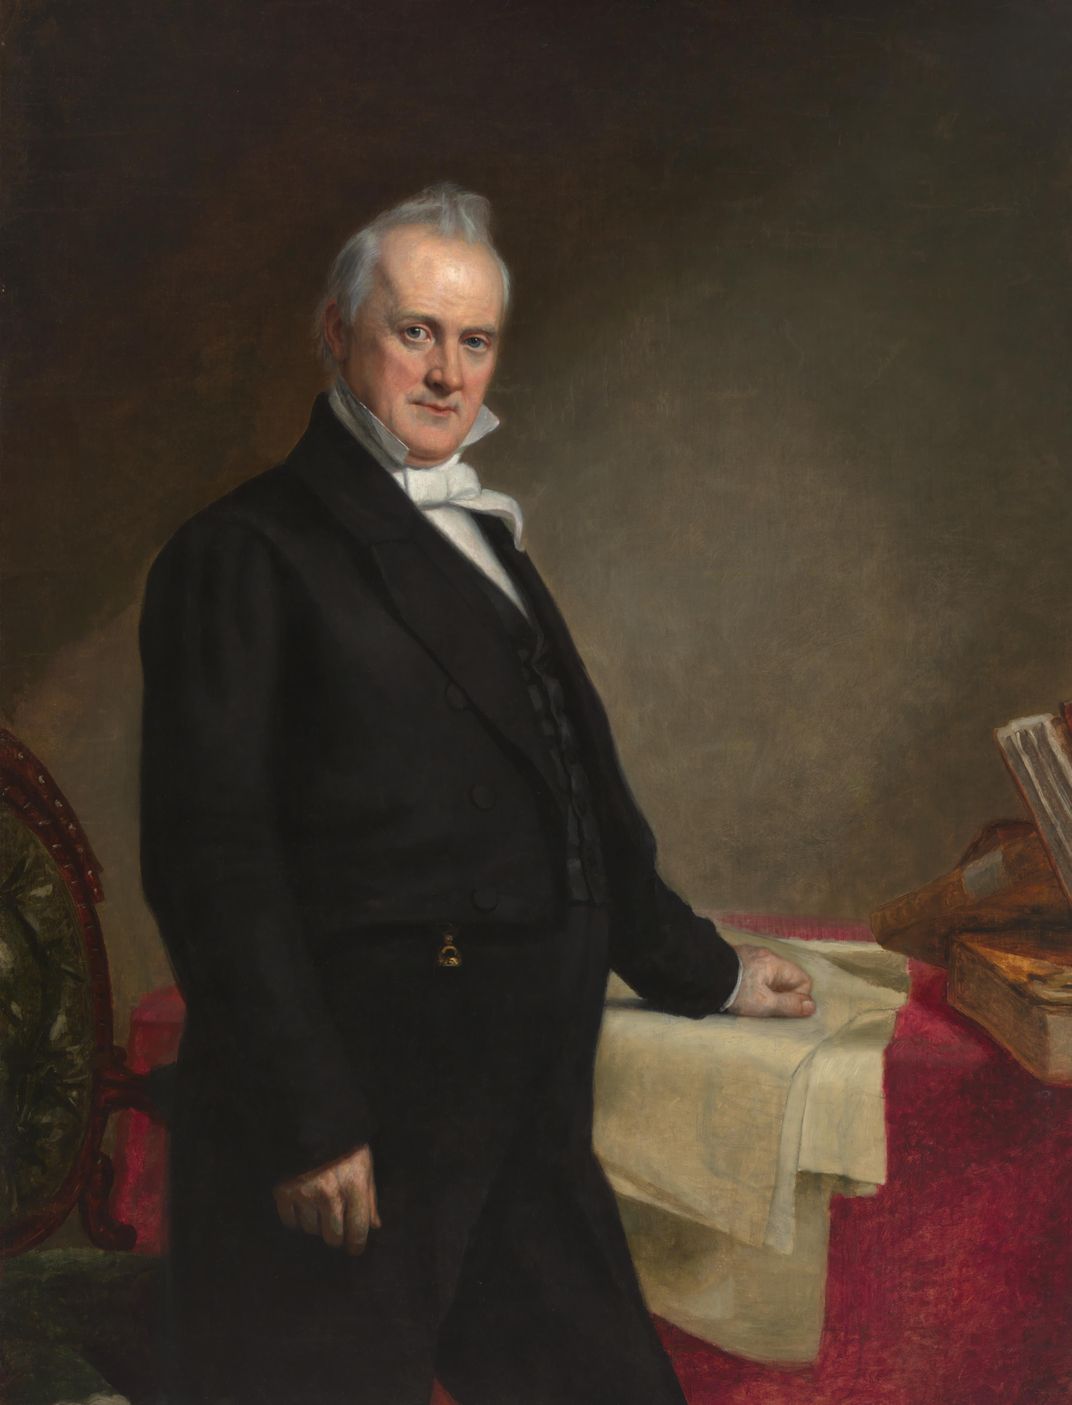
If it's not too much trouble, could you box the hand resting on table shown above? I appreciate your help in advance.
[724,944,816,1019]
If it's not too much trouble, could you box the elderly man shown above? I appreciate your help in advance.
[139,184,814,1405]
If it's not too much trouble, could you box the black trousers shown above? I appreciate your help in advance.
[164,907,687,1405]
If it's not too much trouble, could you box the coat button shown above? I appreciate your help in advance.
[471,887,499,912]
[470,784,496,810]
[445,682,468,710]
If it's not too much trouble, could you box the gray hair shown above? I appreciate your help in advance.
[315,183,511,364]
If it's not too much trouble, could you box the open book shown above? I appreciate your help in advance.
[995,704,1072,907]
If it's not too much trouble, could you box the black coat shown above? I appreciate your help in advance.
[140,393,738,1177]
[138,394,739,1400]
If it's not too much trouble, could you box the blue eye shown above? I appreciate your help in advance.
[403,326,429,342]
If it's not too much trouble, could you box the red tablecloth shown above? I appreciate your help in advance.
[112,917,1072,1404]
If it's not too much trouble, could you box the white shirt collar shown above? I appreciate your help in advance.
[328,376,500,472]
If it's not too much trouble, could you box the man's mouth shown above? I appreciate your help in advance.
[413,402,455,418]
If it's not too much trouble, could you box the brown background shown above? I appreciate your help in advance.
[4,0,1072,1031]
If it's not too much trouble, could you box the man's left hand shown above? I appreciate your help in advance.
[724,944,816,1018]
[273,1144,381,1255]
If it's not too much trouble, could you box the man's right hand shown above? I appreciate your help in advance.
[273,1144,381,1255]
[724,943,816,1019]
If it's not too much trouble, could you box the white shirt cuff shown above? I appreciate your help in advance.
[719,953,744,1013]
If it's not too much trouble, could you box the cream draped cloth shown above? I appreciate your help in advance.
[593,930,909,1362]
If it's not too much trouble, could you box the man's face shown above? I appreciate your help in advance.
[326,225,504,468]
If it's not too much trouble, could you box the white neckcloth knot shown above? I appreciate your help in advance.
[393,456,524,548]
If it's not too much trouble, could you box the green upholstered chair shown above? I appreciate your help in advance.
[0,730,163,1405]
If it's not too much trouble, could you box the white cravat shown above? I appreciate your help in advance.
[392,459,524,548]
[329,380,528,614]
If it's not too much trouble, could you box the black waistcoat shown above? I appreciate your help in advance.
[453,522,609,906]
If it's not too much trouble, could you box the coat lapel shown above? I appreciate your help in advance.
[368,535,560,800]
[286,396,560,801]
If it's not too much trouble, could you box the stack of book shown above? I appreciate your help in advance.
[872,704,1072,1083]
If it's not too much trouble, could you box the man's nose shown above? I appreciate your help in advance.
[426,342,463,393]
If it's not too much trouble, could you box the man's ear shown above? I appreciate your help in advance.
[322,299,350,362]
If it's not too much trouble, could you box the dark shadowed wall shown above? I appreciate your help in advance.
[5,0,1072,1029]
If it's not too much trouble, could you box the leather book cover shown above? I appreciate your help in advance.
[948,930,1072,1084]
[870,820,1072,967]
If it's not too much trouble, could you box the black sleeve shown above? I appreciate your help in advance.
[607,814,741,1018]
[139,514,371,1181]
